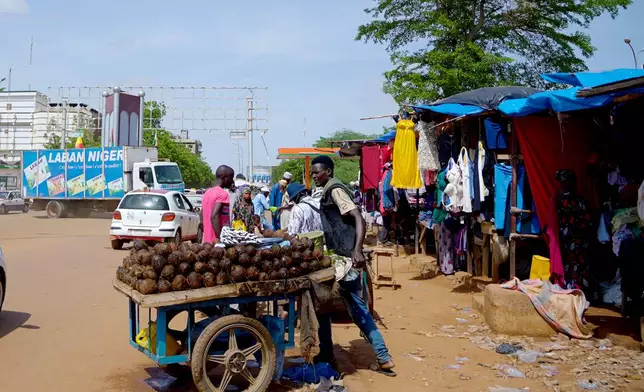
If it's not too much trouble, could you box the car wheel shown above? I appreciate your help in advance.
[111,239,124,250]
[196,225,203,244]
[0,205,6,215]
[22,204,29,213]
[168,229,182,245]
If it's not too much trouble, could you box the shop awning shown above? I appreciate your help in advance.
[276,147,339,160]
[541,68,644,88]
[499,70,644,116]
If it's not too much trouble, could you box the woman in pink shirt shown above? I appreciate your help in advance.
[202,165,234,243]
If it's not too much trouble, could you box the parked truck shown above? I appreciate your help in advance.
[22,146,185,218]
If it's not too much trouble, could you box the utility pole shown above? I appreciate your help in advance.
[247,97,254,180]
[60,100,68,149]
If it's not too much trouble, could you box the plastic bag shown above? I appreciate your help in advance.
[281,363,340,384]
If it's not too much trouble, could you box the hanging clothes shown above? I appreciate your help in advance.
[484,118,508,150]
[417,120,440,171]
[477,141,488,201]
[457,147,473,213]
[391,119,422,189]
[436,221,454,275]
[494,164,512,231]
[638,180,644,222]
[433,168,449,224]
[360,145,380,191]
[438,132,460,168]
[443,158,463,212]
[379,164,395,214]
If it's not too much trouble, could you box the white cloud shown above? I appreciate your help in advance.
[0,0,29,13]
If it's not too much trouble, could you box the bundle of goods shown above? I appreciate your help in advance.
[116,235,332,295]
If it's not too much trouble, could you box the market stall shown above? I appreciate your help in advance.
[113,236,339,392]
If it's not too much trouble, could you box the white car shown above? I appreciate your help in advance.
[0,191,29,214]
[110,190,203,250]
[0,246,6,313]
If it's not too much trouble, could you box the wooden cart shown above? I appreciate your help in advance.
[113,268,334,392]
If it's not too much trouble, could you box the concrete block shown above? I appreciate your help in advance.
[484,284,556,337]
[472,294,485,315]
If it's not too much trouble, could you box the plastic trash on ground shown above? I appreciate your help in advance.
[143,370,177,391]
[497,364,525,378]
[489,387,530,392]
[456,356,470,363]
[577,380,599,390]
[516,350,541,363]
[445,364,461,370]
[496,343,522,355]
[539,365,559,377]
[282,363,340,384]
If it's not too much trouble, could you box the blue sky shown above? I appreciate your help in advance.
[1,0,643,175]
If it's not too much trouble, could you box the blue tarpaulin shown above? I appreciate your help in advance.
[499,70,644,116]
[414,103,484,117]
[373,130,396,143]
[541,69,644,88]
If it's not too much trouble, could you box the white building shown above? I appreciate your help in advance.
[175,130,202,156]
[0,91,100,161]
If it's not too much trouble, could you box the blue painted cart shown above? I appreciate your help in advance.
[113,267,334,392]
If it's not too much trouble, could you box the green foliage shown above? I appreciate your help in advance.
[271,160,304,185]
[272,129,378,187]
[356,0,632,104]
[144,101,167,129]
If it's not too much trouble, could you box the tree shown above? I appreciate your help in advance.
[43,129,101,149]
[272,130,378,186]
[356,0,632,104]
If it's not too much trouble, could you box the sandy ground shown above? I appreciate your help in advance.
[0,211,643,392]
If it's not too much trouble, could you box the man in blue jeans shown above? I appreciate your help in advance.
[311,155,395,375]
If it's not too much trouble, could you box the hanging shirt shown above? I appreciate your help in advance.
[417,120,440,171]
[391,119,422,189]
[457,147,473,213]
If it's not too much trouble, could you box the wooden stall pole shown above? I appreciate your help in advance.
[305,155,311,189]
[509,124,518,279]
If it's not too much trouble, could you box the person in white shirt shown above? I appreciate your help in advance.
[286,183,323,234]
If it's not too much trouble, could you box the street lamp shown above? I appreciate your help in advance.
[232,142,244,176]
[624,38,638,68]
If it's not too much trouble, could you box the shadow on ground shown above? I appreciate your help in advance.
[0,311,39,339]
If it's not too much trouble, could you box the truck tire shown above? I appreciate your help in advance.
[46,201,65,219]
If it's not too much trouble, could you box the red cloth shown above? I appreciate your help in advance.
[514,116,597,281]
[361,145,380,191]
[380,145,392,167]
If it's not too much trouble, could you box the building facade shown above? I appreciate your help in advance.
[0,91,100,161]
[175,130,202,156]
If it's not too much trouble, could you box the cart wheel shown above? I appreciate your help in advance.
[191,314,276,392]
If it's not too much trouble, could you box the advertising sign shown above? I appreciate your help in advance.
[22,147,125,199]
[251,166,272,185]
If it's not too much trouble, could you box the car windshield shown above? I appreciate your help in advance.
[0,192,7,199]
[119,194,169,210]
[154,165,183,184]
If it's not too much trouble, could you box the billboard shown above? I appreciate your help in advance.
[22,147,125,199]
[251,166,272,185]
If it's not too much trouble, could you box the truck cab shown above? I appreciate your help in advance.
[133,160,185,193]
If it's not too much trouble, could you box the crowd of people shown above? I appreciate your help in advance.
[199,159,396,375]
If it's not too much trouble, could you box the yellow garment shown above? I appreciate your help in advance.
[232,220,247,231]
[391,119,422,189]
[529,255,551,281]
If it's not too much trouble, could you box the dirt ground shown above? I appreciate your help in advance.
[1,211,643,392]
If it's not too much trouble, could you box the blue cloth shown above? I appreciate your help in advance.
[541,69,644,88]
[494,164,540,234]
[414,103,484,117]
[484,118,507,149]
[269,183,283,230]
[494,164,513,231]
[281,363,339,384]
[317,277,391,364]
[253,193,273,230]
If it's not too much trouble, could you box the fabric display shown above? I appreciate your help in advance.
[484,118,508,150]
[494,163,540,235]
[391,119,422,189]
[457,147,473,213]
[360,145,380,191]
[417,120,441,172]
[219,226,260,245]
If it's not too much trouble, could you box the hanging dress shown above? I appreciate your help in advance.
[391,119,422,189]
[457,147,473,213]
[417,120,440,171]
